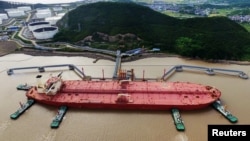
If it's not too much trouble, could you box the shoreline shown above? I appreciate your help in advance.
[1,41,250,65]
[14,49,250,65]
[13,48,180,63]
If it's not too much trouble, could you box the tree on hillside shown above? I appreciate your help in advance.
[175,37,203,58]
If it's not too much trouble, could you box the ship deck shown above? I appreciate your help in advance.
[26,80,221,110]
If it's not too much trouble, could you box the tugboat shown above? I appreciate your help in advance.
[50,106,68,128]
[171,108,185,131]
[212,100,238,123]
[16,83,32,91]
[10,99,35,119]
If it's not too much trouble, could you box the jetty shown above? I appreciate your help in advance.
[7,64,85,78]
[161,65,248,80]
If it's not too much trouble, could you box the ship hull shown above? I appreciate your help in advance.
[26,80,221,111]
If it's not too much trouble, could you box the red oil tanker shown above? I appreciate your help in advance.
[25,71,221,111]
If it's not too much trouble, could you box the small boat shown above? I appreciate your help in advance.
[10,99,35,119]
[171,108,185,131]
[16,84,32,91]
[212,100,238,123]
[50,106,68,128]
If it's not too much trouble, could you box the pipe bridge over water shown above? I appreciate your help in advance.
[6,55,248,80]
[7,64,86,78]
[161,65,248,80]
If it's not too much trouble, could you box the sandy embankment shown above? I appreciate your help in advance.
[0,41,18,56]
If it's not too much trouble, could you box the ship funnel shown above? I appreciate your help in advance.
[36,75,43,88]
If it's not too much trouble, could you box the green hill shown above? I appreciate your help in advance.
[55,2,250,61]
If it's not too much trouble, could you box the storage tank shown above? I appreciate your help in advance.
[17,6,32,12]
[28,21,50,31]
[33,26,58,40]
[45,16,62,25]
[53,7,63,12]
[4,8,16,12]
[36,8,50,13]
[35,8,52,19]
[35,12,52,19]
[57,13,65,17]
[0,19,2,24]
[0,13,8,20]
[7,10,25,17]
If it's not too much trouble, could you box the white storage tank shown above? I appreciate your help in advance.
[53,7,63,12]
[0,13,8,20]
[45,16,62,25]
[57,13,65,17]
[7,10,25,17]
[35,8,52,19]
[4,8,16,12]
[36,8,50,13]
[36,12,52,19]
[28,21,50,31]
[17,6,32,12]
[33,26,58,40]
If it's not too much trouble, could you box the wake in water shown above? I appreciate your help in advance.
[0,120,11,133]
[173,133,188,141]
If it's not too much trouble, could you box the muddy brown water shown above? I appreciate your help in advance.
[0,54,250,141]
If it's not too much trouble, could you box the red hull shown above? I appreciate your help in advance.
[26,80,221,111]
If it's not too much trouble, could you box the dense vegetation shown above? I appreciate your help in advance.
[55,2,250,61]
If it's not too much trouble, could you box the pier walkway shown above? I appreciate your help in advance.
[6,58,248,81]
[161,65,248,80]
[7,64,85,78]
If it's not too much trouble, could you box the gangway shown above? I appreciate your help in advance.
[161,65,248,80]
[7,64,85,78]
